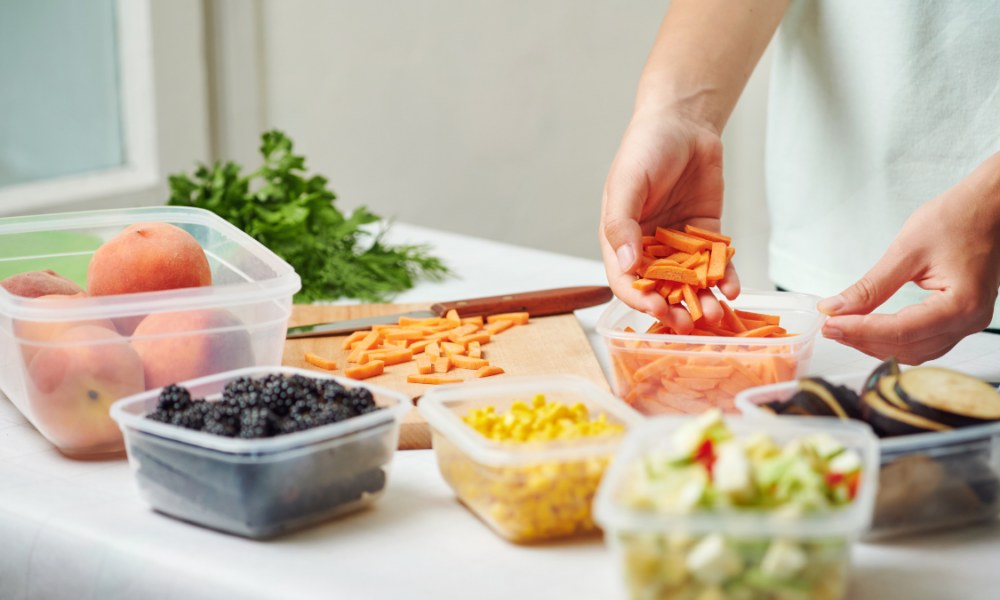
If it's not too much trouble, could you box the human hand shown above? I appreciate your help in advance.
[600,110,741,334]
[818,160,1000,364]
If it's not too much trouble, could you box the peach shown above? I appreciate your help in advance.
[14,294,116,365]
[86,221,212,297]
[27,325,145,454]
[1,269,84,298]
[131,308,255,391]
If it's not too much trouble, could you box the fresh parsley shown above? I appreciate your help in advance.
[168,130,448,302]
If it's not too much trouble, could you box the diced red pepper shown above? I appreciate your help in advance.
[825,472,844,487]
[846,471,861,500]
[694,439,716,473]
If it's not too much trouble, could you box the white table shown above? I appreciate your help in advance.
[2,223,1000,599]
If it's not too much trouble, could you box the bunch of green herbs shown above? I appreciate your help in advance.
[168,130,448,302]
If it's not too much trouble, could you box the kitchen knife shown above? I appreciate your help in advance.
[286,285,613,339]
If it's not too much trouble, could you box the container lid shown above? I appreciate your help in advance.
[736,371,1000,455]
[596,292,826,349]
[593,415,880,537]
[417,374,644,467]
[0,206,301,322]
[110,366,412,456]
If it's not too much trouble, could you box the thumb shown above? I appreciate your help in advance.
[819,251,914,316]
[602,167,648,274]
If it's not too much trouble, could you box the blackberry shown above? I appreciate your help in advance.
[240,407,279,439]
[342,387,377,415]
[258,376,306,416]
[203,404,240,437]
[170,402,211,431]
[321,380,348,404]
[155,384,192,415]
[223,376,261,399]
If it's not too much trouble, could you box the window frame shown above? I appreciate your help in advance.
[0,0,158,214]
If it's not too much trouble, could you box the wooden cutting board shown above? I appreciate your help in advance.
[282,303,610,449]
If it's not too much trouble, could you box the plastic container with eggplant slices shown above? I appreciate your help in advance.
[737,372,1000,540]
[110,366,411,539]
[418,375,644,544]
[597,291,825,417]
[0,206,300,457]
[594,415,880,600]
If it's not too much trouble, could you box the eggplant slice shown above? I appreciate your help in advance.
[896,367,1000,428]
[864,358,900,395]
[860,390,951,437]
[796,379,852,420]
[876,375,910,411]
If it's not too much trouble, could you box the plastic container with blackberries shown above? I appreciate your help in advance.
[110,366,411,539]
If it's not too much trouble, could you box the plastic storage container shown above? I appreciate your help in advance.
[594,416,879,600]
[597,291,824,417]
[110,366,410,539]
[736,372,1000,539]
[0,207,300,457]
[418,374,644,543]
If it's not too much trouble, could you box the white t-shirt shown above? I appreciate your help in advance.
[766,1,1000,329]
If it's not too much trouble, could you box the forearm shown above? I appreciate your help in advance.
[636,0,790,133]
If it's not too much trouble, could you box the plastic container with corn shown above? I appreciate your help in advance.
[418,375,643,543]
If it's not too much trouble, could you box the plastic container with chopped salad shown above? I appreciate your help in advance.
[594,410,879,600]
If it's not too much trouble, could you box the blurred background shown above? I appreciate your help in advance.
[0,0,774,289]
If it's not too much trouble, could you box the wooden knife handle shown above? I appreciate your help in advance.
[430,286,613,318]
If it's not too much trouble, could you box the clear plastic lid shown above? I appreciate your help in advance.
[110,366,412,456]
[417,374,645,467]
[596,290,826,350]
[736,371,1000,456]
[593,415,880,538]
[0,206,301,322]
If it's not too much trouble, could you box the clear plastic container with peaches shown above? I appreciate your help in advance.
[0,206,301,457]
[596,291,825,416]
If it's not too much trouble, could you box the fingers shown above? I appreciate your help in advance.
[818,249,915,317]
[831,333,959,365]
[717,260,741,301]
[697,289,724,325]
[602,166,648,274]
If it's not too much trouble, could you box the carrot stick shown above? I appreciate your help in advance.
[468,341,481,358]
[486,312,530,325]
[740,319,768,330]
[646,245,674,257]
[655,227,713,253]
[674,377,720,391]
[485,320,514,335]
[304,352,337,370]
[416,355,433,374]
[667,285,684,304]
[681,284,703,321]
[724,357,765,386]
[684,224,732,246]
[409,339,432,355]
[727,247,736,261]
[442,342,466,356]
[446,309,462,325]
[426,341,441,360]
[645,264,699,285]
[632,279,658,292]
[707,242,727,281]
[453,355,490,370]
[458,332,491,346]
[461,316,484,326]
[641,235,658,245]
[345,360,384,380]
[735,325,782,338]
[340,331,369,350]
[717,378,749,396]
[697,324,735,337]
[347,331,381,363]
[475,366,505,378]
[770,356,794,382]
[720,300,748,333]
[734,310,780,326]
[659,378,706,399]
[434,356,453,373]
[407,374,463,385]
[694,261,709,289]
[633,355,678,382]
[675,364,734,378]
[385,330,425,341]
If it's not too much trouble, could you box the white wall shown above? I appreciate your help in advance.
[258,0,666,261]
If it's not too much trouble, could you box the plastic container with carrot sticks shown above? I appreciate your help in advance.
[596,291,825,416]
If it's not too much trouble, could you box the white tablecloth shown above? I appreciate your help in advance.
[3,223,1000,599]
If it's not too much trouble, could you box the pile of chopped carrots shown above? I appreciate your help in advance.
[303,310,528,384]
[610,305,800,416]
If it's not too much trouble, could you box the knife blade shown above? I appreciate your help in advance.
[286,285,613,339]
